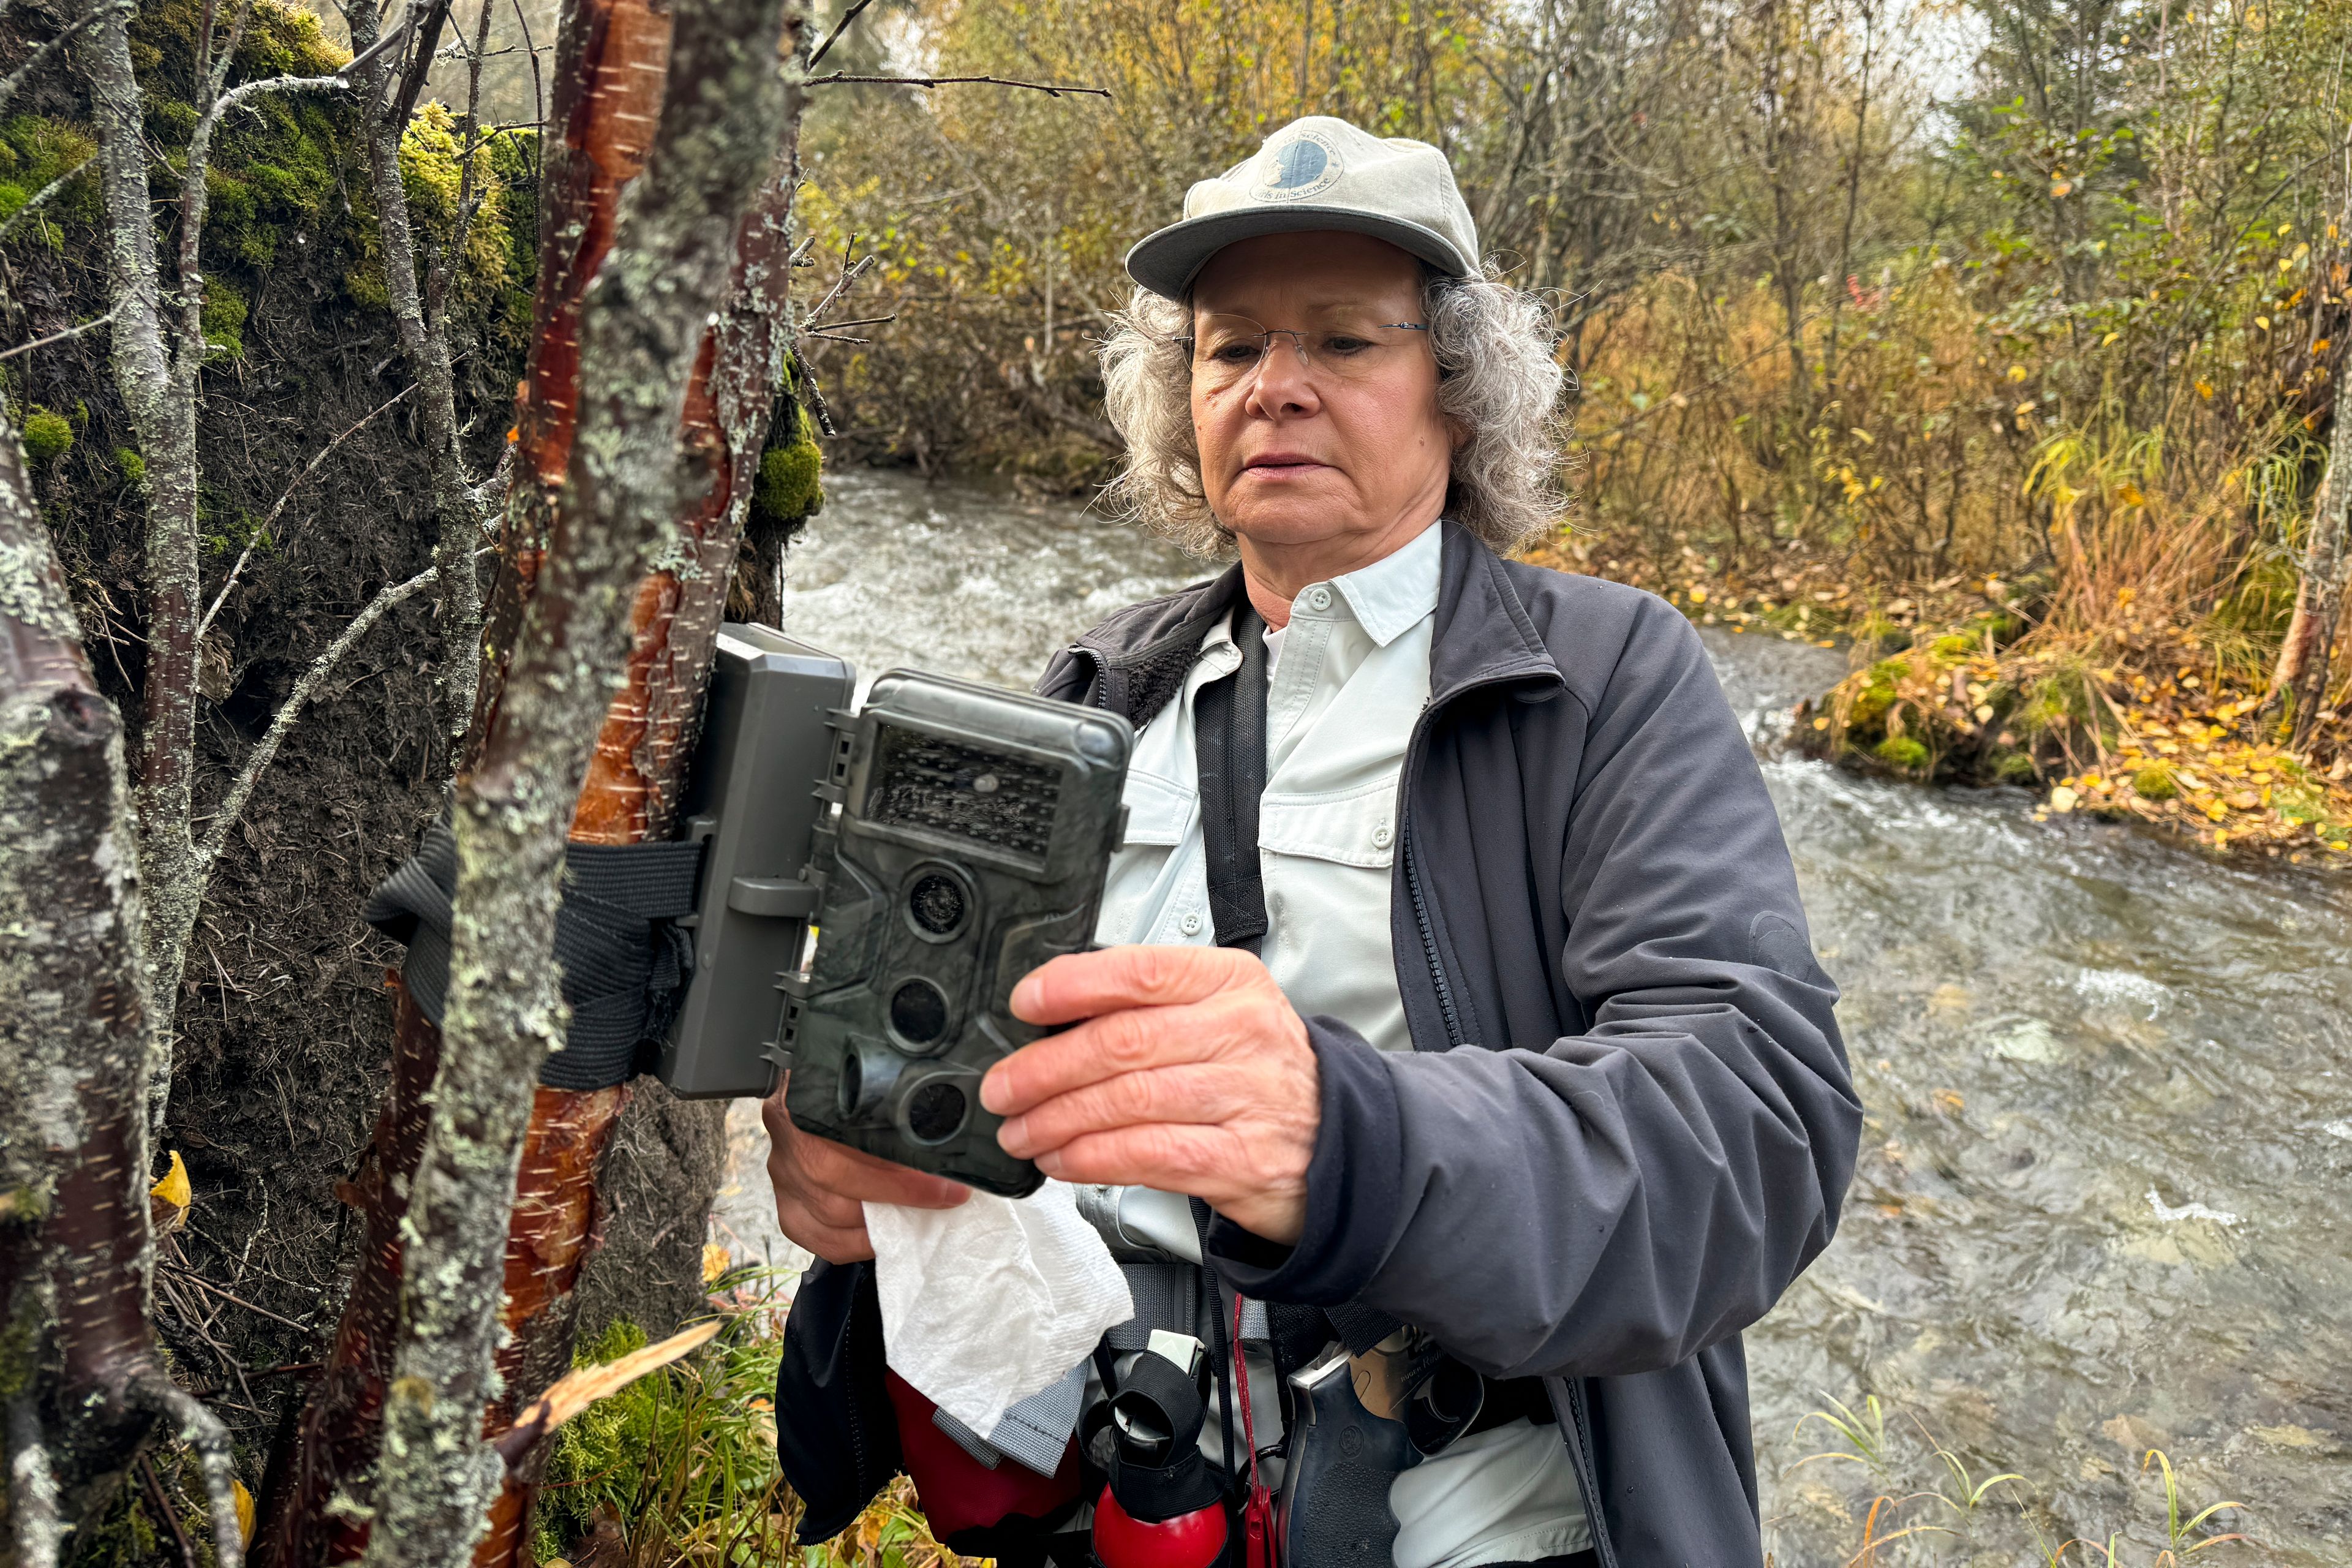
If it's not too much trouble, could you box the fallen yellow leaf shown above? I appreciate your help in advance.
[233,1479,255,1545]
[151,1150,192,1214]
[702,1242,731,1285]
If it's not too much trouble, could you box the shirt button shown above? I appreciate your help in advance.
[1179,911,1204,937]
[1372,823,1393,850]
[1305,586,1333,611]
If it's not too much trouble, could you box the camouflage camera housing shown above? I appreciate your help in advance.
[780,670,1133,1197]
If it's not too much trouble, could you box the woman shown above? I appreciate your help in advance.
[770,116,1859,1568]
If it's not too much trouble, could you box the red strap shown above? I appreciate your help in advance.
[1232,1293,1276,1568]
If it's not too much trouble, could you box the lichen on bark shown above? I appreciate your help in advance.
[355,0,797,1558]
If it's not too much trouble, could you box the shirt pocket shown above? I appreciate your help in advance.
[1257,777,1400,869]
[1120,766,1196,847]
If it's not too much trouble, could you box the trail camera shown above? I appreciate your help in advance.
[661,627,1133,1199]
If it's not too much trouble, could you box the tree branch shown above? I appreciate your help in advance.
[0,0,121,117]
[804,0,871,67]
[803,70,1110,97]
[192,565,437,878]
[0,309,118,363]
[197,385,416,639]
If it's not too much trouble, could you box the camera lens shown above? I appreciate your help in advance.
[908,872,967,937]
[888,978,951,1047]
[905,1080,968,1143]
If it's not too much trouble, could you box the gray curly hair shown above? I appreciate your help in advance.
[1098,267,1567,557]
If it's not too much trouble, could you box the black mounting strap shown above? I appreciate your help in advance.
[363,816,708,1090]
[1193,604,1270,954]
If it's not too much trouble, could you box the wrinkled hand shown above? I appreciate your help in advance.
[763,1077,968,1264]
[982,945,1320,1245]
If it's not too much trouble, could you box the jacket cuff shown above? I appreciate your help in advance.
[1203,1016,1401,1305]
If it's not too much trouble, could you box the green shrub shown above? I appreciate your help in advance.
[19,407,70,462]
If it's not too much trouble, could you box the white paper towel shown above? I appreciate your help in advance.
[865,1178,1135,1438]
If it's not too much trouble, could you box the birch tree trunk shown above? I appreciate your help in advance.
[2272,350,2352,753]
[356,0,795,1558]
[472,28,812,1558]
[255,0,681,1551]
[0,421,243,1568]
[77,2,204,1047]
[345,0,487,746]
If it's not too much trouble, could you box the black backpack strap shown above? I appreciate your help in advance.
[1193,604,1270,954]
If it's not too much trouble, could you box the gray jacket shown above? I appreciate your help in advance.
[1037,523,1860,1567]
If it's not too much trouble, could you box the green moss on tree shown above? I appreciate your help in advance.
[116,447,146,485]
[19,407,72,462]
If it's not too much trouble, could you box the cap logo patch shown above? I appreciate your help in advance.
[1253,129,1341,201]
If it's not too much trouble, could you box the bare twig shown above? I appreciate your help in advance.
[802,313,893,333]
[0,153,93,244]
[135,1453,200,1568]
[803,70,1110,98]
[0,0,121,116]
[805,0,872,67]
[157,1262,317,1334]
[0,309,118,363]
[197,384,415,638]
[192,565,437,877]
[508,0,543,149]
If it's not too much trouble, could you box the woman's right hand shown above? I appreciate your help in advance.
[763,1077,970,1264]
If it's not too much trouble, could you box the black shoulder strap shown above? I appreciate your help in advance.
[1193,604,1269,953]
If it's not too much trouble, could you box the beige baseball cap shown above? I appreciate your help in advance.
[1124,116,1480,300]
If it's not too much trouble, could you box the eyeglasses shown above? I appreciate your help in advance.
[1175,312,1430,392]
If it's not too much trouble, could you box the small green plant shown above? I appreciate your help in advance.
[1874,734,1931,772]
[115,447,146,486]
[1795,1392,1896,1480]
[18,406,70,462]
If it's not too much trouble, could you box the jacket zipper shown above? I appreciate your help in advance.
[1397,709,1464,1050]
[1409,682,1620,1568]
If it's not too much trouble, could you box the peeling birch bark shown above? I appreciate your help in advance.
[258,0,687,1547]
[470,21,813,1562]
[0,420,243,1567]
[355,0,796,1558]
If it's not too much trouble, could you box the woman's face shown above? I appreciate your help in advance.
[1188,232,1453,565]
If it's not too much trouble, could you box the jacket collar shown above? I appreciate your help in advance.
[1072,521,1561,726]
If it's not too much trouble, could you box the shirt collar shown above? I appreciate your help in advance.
[1328,521,1442,645]
[1199,519,1444,658]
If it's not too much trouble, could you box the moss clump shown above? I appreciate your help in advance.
[0,116,103,246]
[19,407,71,462]
[201,284,249,358]
[752,439,823,529]
[1873,734,1931,772]
[1847,658,1906,730]
[2132,762,2179,801]
[1989,748,2038,784]
[116,447,146,485]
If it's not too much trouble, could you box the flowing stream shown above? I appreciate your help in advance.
[712,469,2352,1562]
